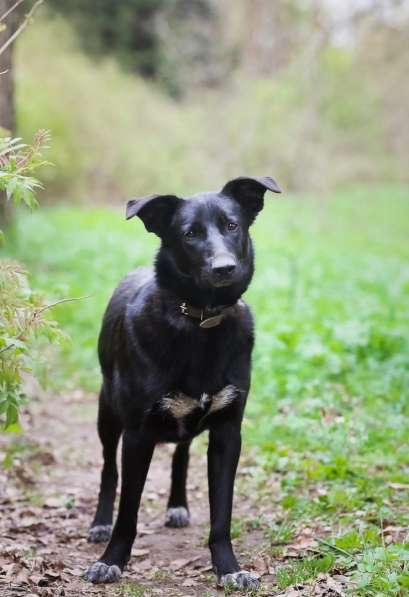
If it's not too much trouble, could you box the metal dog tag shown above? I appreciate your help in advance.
[200,314,224,328]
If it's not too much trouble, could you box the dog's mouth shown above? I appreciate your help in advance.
[210,277,236,288]
[197,270,239,289]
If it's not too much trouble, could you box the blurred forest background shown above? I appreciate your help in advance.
[1,2,409,595]
[1,0,409,200]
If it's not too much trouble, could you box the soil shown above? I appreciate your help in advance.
[0,390,350,597]
[0,389,268,597]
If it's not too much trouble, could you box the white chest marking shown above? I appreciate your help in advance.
[208,385,237,414]
[160,385,238,436]
[161,392,197,419]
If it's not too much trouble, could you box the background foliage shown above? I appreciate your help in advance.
[15,2,409,201]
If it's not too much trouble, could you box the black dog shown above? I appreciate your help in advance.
[84,176,281,590]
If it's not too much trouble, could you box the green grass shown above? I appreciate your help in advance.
[276,554,335,590]
[5,185,409,594]
[117,583,146,597]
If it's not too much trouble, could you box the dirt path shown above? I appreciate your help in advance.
[0,390,272,597]
[0,391,352,597]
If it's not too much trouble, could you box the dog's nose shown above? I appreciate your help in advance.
[213,263,236,277]
[211,255,237,279]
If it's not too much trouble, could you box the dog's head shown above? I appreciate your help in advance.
[126,176,281,297]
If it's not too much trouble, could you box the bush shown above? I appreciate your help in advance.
[0,132,63,431]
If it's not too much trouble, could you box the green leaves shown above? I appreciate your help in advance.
[276,554,336,590]
[0,131,49,234]
[0,260,64,431]
[5,175,41,208]
[352,545,409,595]
[0,131,61,432]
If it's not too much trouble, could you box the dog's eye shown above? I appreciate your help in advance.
[227,222,238,231]
[184,229,196,239]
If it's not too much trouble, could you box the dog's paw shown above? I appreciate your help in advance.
[165,506,190,528]
[218,570,260,591]
[83,561,122,584]
[87,524,113,543]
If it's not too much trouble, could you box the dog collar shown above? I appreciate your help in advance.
[179,302,236,329]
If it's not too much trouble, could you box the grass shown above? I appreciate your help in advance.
[5,185,409,595]
[275,554,335,590]
[117,583,146,597]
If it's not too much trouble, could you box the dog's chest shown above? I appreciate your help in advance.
[150,385,239,440]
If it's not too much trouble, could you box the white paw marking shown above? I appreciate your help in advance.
[165,506,190,528]
[218,570,260,590]
[84,561,121,584]
[87,524,112,543]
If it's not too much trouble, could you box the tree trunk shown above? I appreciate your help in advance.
[0,0,17,225]
[0,0,16,132]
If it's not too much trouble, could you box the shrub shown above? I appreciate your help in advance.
[0,131,63,431]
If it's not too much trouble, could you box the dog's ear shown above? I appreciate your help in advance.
[221,176,281,223]
[126,194,181,237]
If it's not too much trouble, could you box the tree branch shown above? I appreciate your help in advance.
[0,342,15,355]
[0,294,90,355]
[0,0,43,57]
[0,0,26,24]
[35,294,91,316]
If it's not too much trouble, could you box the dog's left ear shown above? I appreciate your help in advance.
[221,176,281,223]
[126,194,181,237]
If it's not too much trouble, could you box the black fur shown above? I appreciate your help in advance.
[84,176,281,589]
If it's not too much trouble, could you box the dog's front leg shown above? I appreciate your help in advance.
[208,422,259,591]
[85,429,155,583]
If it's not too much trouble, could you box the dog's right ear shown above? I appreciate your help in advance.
[126,194,181,237]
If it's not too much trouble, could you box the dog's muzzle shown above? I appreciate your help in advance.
[210,253,237,287]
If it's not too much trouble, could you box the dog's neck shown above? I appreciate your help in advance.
[154,248,254,310]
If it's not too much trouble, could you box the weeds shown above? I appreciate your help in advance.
[117,583,147,597]
[275,554,335,590]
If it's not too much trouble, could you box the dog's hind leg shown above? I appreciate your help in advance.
[165,441,191,528]
[88,387,122,543]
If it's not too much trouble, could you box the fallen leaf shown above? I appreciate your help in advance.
[252,556,270,575]
[15,567,30,584]
[28,451,55,466]
[182,578,197,586]
[132,548,150,557]
[43,497,65,509]
[170,555,202,571]
[138,527,155,536]
[388,482,409,490]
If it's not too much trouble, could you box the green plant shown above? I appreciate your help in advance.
[0,131,49,226]
[276,555,335,590]
[0,130,63,431]
[117,582,147,597]
[352,545,409,596]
